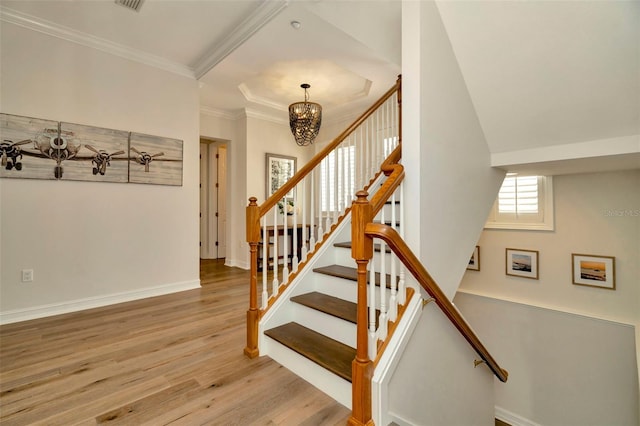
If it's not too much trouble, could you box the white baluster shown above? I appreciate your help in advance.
[310,170,317,249]
[262,215,268,309]
[317,165,324,242]
[272,206,278,297]
[384,95,395,156]
[282,197,289,281]
[368,258,377,360]
[368,115,373,179]
[378,107,383,165]
[344,142,349,209]
[292,187,299,272]
[333,148,339,224]
[393,92,399,146]
[358,126,364,190]
[398,181,406,305]
[388,190,398,321]
[350,139,354,199]
[301,176,308,262]
[378,207,388,341]
[324,156,332,235]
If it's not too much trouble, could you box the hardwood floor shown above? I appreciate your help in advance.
[0,259,350,425]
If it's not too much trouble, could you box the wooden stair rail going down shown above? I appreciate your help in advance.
[364,222,509,383]
[245,76,402,359]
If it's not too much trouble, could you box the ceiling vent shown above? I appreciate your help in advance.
[115,0,144,12]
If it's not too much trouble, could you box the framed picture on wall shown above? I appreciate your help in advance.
[266,153,296,199]
[506,248,539,280]
[467,246,480,271]
[572,253,615,290]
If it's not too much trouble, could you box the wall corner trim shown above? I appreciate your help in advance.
[224,259,249,270]
[456,289,636,328]
[0,6,195,78]
[495,406,541,426]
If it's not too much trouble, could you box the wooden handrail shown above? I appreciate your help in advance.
[369,145,403,216]
[363,223,509,383]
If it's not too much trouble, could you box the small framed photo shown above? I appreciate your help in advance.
[266,153,296,200]
[506,248,538,280]
[572,254,615,290]
[467,246,480,271]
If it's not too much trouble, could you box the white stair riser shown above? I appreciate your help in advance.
[292,304,357,347]
[313,274,398,311]
[262,336,352,409]
[312,274,357,303]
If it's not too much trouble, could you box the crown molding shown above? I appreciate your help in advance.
[238,83,288,111]
[200,106,238,120]
[0,6,195,79]
[192,0,289,79]
[244,108,288,125]
[199,106,286,125]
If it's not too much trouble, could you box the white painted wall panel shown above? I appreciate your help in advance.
[0,23,200,317]
[388,304,495,426]
[455,292,639,426]
[408,0,505,299]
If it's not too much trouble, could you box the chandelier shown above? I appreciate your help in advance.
[289,83,322,146]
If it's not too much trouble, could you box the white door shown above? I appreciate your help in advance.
[216,145,227,258]
[199,142,208,258]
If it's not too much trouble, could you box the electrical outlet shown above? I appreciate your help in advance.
[21,269,33,282]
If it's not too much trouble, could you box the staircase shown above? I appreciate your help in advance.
[244,76,508,425]
[263,218,396,384]
[259,195,407,409]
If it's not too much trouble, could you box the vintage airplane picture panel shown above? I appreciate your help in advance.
[128,132,183,186]
[1,113,61,180]
[59,122,129,183]
[2,113,184,186]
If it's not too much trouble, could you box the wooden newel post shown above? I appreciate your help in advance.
[244,197,260,359]
[348,191,375,426]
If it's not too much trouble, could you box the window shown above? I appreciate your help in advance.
[319,137,398,212]
[485,174,554,230]
[320,145,355,212]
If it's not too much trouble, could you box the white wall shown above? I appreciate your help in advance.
[404,1,505,299]
[455,293,639,426]
[457,169,640,425]
[0,23,200,321]
[200,112,237,143]
[388,303,495,425]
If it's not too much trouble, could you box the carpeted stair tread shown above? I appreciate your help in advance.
[291,292,357,324]
[264,322,354,382]
[313,264,396,288]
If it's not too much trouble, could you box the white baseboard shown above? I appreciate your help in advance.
[224,258,249,270]
[0,279,201,325]
[387,411,417,426]
[495,406,541,426]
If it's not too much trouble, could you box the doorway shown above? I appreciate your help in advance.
[200,138,228,260]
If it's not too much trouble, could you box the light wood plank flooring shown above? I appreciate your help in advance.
[0,259,350,425]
